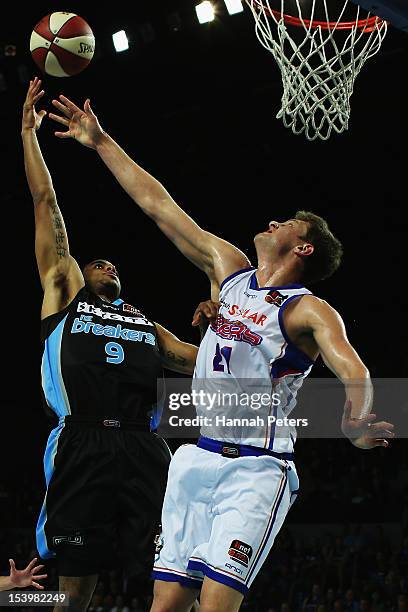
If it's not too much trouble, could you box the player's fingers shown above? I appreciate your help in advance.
[371,439,389,448]
[84,98,95,115]
[366,428,394,441]
[33,91,45,104]
[26,557,38,570]
[370,421,394,431]
[59,94,82,113]
[31,564,45,572]
[49,112,70,126]
[191,312,202,326]
[342,399,352,418]
[54,131,72,139]
[9,559,16,571]
[52,99,72,117]
[31,582,45,590]
[371,429,394,438]
[32,573,48,580]
[32,78,42,93]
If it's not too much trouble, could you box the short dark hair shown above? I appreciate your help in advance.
[295,211,343,285]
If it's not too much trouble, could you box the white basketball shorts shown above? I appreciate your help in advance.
[152,438,299,595]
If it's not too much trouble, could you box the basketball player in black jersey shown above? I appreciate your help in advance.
[22,78,208,612]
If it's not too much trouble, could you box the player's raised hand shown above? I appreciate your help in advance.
[49,95,104,149]
[8,558,48,590]
[22,77,47,131]
[192,300,220,328]
[341,400,395,449]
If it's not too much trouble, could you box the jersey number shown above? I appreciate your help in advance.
[105,342,124,364]
[213,343,232,374]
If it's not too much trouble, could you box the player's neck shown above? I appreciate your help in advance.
[256,260,302,288]
[97,293,115,303]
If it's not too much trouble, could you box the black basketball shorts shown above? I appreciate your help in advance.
[36,419,171,577]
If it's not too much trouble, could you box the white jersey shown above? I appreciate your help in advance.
[193,267,314,452]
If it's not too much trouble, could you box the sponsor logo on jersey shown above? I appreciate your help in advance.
[71,318,156,345]
[225,562,244,575]
[222,445,240,457]
[228,540,253,567]
[211,314,263,346]
[123,303,144,317]
[53,534,84,546]
[227,304,268,326]
[78,301,153,326]
[264,290,288,306]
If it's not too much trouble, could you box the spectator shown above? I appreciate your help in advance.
[303,584,323,611]
[110,594,130,612]
[344,588,359,612]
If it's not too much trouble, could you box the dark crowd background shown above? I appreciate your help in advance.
[0,1,407,610]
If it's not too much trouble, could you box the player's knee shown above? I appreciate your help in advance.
[150,583,196,612]
[150,601,186,612]
[58,575,98,611]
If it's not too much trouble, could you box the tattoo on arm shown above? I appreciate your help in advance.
[166,350,187,367]
[51,204,67,259]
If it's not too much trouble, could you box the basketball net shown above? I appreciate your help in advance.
[246,0,388,140]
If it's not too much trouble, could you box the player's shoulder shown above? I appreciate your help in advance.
[286,294,338,318]
[287,294,343,328]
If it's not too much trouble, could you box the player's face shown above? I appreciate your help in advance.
[83,259,121,299]
[255,218,310,254]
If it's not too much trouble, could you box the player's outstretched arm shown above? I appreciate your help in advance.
[0,558,47,592]
[156,300,219,374]
[288,296,395,449]
[48,96,251,292]
[21,78,84,318]
[155,323,198,375]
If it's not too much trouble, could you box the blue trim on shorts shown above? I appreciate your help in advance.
[197,436,294,461]
[151,570,203,590]
[187,560,248,595]
[36,421,65,559]
[245,469,288,584]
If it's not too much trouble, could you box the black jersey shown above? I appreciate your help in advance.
[41,287,163,422]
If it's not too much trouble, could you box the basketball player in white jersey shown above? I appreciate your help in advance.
[49,95,395,612]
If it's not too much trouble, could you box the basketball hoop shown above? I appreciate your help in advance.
[245,0,388,140]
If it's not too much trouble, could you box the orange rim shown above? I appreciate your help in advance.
[250,0,386,32]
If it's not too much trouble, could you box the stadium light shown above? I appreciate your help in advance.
[224,0,244,14]
[112,30,129,52]
[195,1,215,24]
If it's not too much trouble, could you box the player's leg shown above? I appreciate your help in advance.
[37,424,119,611]
[150,444,217,611]
[186,454,299,612]
[199,577,243,612]
[53,575,98,612]
[150,580,199,612]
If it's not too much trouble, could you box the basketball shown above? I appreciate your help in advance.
[30,12,95,77]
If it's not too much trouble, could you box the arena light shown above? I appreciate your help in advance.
[195,1,215,24]
[224,0,244,14]
[112,30,129,52]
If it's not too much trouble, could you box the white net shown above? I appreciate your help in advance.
[246,0,388,140]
